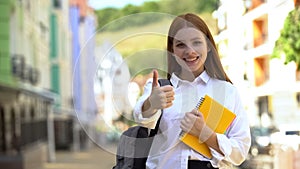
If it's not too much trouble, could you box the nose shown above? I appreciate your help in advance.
[185,45,197,56]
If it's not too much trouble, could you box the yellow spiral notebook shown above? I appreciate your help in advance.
[179,94,236,159]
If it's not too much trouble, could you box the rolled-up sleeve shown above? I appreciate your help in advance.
[210,90,251,167]
[133,80,162,129]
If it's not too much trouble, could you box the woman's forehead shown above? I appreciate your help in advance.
[173,27,205,41]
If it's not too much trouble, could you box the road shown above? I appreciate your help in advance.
[42,145,278,169]
[43,144,117,169]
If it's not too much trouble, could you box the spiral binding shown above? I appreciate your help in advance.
[179,130,185,137]
[195,97,205,109]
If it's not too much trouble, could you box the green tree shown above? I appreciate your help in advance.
[121,4,141,15]
[96,8,121,30]
[272,7,300,70]
[95,0,219,31]
[196,0,218,13]
[141,1,160,12]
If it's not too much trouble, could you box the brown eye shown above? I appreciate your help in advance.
[176,43,185,48]
[193,41,202,45]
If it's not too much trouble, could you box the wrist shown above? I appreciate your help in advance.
[198,125,214,143]
[142,98,157,118]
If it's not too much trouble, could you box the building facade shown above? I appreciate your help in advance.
[0,0,56,169]
[0,0,97,168]
[213,0,300,128]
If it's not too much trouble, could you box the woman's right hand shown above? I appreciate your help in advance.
[142,69,174,118]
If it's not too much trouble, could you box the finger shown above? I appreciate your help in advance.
[191,109,202,117]
[164,92,174,100]
[184,112,197,124]
[180,120,188,131]
[159,90,174,101]
[166,97,175,103]
[165,101,173,108]
[183,114,191,123]
[161,86,174,93]
[191,109,199,114]
[180,123,187,132]
[164,89,174,97]
[181,120,192,133]
[186,111,195,118]
[152,69,159,88]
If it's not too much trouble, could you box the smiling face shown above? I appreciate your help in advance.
[172,27,209,78]
[167,13,231,83]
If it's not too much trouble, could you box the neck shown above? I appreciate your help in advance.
[179,69,203,82]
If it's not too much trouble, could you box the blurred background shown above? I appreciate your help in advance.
[0,0,300,169]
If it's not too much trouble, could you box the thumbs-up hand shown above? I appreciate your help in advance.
[142,70,174,117]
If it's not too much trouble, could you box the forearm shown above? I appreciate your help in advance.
[198,124,224,155]
[204,132,224,155]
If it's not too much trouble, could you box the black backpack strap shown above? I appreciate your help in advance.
[132,79,172,169]
[158,78,172,87]
[149,114,162,137]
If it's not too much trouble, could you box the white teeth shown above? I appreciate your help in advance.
[186,58,195,62]
[185,56,199,62]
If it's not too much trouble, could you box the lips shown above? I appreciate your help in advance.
[183,56,199,63]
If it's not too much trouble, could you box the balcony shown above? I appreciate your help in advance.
[254,56,269,86]
[254,33,268,47]
[253,16,268,48]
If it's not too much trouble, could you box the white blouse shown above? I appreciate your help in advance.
[133,71,251,169]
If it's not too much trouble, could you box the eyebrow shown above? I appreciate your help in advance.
[191,37,202,41]
[174,37,202,43]
[174,39,184,44]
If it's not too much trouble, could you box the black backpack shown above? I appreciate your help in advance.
[112,79,172,169]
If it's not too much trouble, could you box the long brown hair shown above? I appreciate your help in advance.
[167,13,232,84]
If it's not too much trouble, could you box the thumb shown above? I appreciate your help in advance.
[192,109,199,115]
[152,69,159,88]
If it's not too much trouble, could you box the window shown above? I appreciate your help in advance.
[258,96,269,116]
[297,92,300,107]
[0,106,6,153]
[51,64,60,94]
[251,0,265,9]
[253,16,268,47]
[20,106,25,122]
[26,1,30,11]
[30,106,35,120]
[53,0,61,8]
[254,56,269,86]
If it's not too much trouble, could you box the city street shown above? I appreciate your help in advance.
[42,143,275,169]
[1,1,300,169]
[239,154,274,169]
[43,144,117,169]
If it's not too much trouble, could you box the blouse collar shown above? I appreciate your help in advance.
[170,70,210,88]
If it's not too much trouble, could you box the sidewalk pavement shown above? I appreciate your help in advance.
[43,144,117,169]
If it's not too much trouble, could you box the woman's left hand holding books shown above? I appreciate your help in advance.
[180,109,214,143]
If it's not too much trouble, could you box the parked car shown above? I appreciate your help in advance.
[238,126,278,169]
[270,124,300,150]
[249,126,279,156]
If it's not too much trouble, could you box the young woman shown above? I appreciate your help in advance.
[133,13,251,169]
